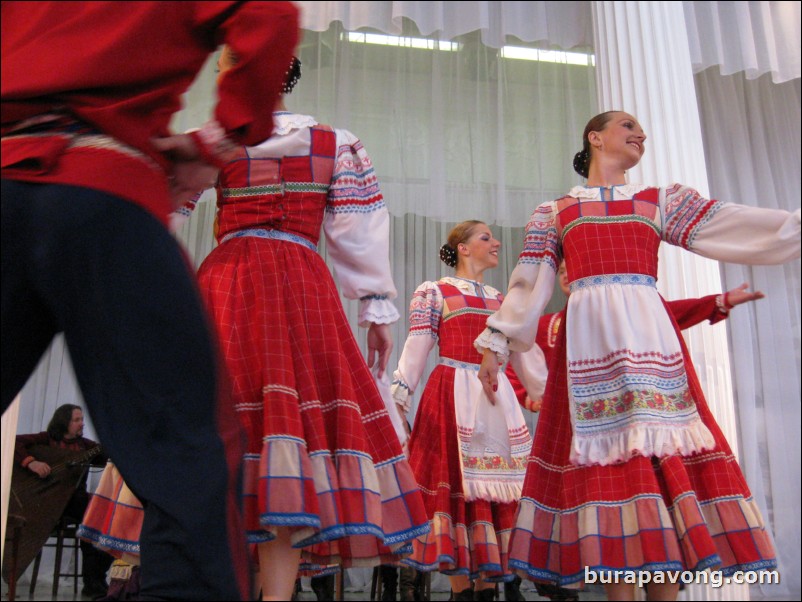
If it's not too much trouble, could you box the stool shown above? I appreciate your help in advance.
[29,517,81,598]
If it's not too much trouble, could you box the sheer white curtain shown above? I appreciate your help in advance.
[297,1,593,50]
[10,337,93,439]
[4,4,799,597]
[290,22,596,225]
[694,68,801,599]
[684,1,801,84]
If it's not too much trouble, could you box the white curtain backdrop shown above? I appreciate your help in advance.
[4,2,799,599]
[297,0,594,50]
[694,68,801,599]
[175,23,598,227]
[1,397,21,561]
[684,1,801,84]
[297,1,802,83]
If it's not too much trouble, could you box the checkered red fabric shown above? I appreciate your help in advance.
[194,123,428,565]
[507,315,777,585]
[557,191,661,282]
[437,284,502,362]
[215,125,335,243]
[403,283,520,581]
[79,462,144,559]
[197,233,428,566]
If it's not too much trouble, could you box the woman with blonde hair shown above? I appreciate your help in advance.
[392,220,546,600]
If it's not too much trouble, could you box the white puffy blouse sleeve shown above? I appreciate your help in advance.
[391,282,443,413]
[661,183,801,263]
[323,128,400,327]
[475,202,561,361]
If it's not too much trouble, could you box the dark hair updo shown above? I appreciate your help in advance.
[283,57,302,94]
[439,244,458,267]
[573,110,620,178]
[439,220,485,268]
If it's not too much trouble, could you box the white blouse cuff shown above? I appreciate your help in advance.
[390,379,412,413]
[474,327,510,363]
[358,297,400,327]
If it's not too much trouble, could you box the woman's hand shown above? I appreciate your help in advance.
[478,348,500,406]
[525,396,543,413]
[724,283,765,308]
[367,323,393,379]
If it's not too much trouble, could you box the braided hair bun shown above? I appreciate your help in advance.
[573,148,590,178]
[283,57,302,94]
[439,244,458,268]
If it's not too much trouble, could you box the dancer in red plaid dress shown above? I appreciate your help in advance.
[477,111,800,600]
[392,221,546,601]
[196,50,428,600]
[501,260,766,602]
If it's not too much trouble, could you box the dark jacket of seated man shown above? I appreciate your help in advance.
[14,403,112,598]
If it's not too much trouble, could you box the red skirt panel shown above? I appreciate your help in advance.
[78,462,144,562]
[405,364,517,582]
[508,312,776,585]
[197,236,428,567]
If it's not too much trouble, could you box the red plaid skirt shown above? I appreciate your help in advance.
[507,315,777,585]
[404,364,518,582]
[197,235,428,567]
[78,462,144,562]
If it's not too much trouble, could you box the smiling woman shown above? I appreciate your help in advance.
[390,220,546,600]
[475,110,801,601]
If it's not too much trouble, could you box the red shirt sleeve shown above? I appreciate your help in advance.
[505,311,561,408]
[14,432,51,468]
[666,295,727,329]
[197,1,300,146]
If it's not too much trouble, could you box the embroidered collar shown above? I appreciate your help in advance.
[272,112,318,136]
[568,183,649,199]
[441,276,500,298]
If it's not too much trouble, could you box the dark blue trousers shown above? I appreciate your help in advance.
[1,181,249,600]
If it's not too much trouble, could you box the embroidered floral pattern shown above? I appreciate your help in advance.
[662,184,724,249]
[518,202,560,270]
[576,387,694,421]
[463,453,528,472]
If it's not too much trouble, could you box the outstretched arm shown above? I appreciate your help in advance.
[667,283,765,329]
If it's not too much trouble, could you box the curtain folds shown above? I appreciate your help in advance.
[290,23,597,226]
[684,1,801,84]
[297,1,594,50]
[298,1,801,83]
[5,6,798,601]
[695,68,801,599]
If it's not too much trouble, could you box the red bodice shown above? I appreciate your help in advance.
[214,126,336,244]
[437,282,503,364]
[556,187,662,282]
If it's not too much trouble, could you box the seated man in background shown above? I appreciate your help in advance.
[14,404,113,600]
